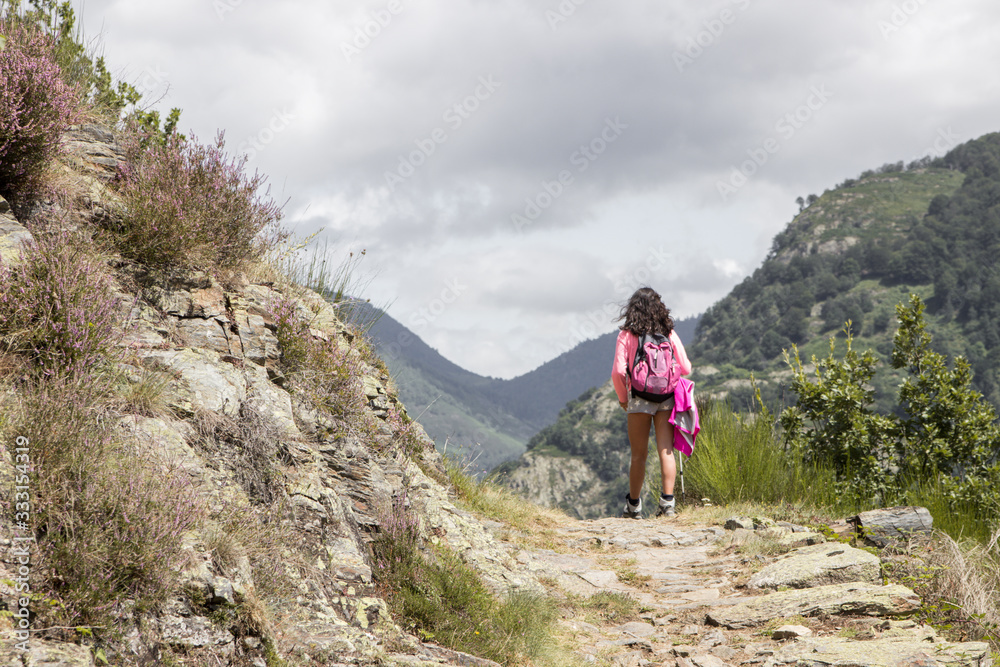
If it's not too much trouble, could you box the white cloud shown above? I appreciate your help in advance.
[74,0,1000,378]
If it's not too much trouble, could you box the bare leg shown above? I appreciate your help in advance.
[653,411,676,496]
[627,412,653,500]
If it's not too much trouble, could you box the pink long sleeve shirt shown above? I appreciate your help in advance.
[611,329,692,405]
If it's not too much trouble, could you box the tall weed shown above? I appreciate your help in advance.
[275,240,383,333]
[686,399,839,509]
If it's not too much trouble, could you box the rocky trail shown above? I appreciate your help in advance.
[520,514,992,667]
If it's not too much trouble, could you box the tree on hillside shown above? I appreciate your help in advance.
[781,295,1000,514]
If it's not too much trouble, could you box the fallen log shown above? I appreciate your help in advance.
[847,506,933,546]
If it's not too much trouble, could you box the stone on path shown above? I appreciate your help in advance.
[610,621,656,638]
[769,633,990,666]
[849,506,934,547]
[724,516,755,530]
[687,655,729,667]
[705,582,920,629]
[748,542,882,590]
[772,624,812,640]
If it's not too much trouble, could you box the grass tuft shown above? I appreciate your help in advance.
[573,591,640,625]
[371,492,559,665]
[446,457,567,541]
[685,400,838,509]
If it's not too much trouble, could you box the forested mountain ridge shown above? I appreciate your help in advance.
[694,133,1000,409]
[502,131,1000,515]
[364,301,698,470]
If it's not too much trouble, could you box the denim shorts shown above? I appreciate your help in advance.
[626,393,676,415]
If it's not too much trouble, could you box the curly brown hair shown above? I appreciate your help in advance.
[618,287,674,336]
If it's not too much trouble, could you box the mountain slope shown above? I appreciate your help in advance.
[502,131,1000,515]
[363,303,698,470]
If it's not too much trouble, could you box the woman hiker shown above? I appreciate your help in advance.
[611,287,692,518]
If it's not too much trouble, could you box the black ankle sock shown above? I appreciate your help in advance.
[627,495,640,506]
[661,494,674,501]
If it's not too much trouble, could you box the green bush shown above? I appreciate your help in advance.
[780,295,1000,523]
[779,328,898,504]
[110,131,287,272]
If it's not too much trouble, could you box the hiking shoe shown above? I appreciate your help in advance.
[622,495,642,519]
[656,498,676,518]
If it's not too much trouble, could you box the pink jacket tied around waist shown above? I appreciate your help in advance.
[670,377,699,457]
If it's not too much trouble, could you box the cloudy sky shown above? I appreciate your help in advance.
[75,0,1000,379]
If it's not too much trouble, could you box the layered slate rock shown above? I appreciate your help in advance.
[706,582,920,629]
[767,622,990,667]
[60,123,126,182]
[0,641,94,667]
[850,506,934,547]
[748,542,882,590]
[0,195,32,266]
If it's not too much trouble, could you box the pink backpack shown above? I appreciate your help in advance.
[630,333,679,402]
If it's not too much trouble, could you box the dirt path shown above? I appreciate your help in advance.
[519,515,992,667]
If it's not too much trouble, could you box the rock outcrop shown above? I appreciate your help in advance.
[503,449,606,517]
[0,195,31,266]
[0,125,539,667]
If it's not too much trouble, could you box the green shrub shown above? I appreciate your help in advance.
[779,327,899,505]
[2,1,182,128]
[780,296,1000,521]
[110,130,287,272]
[892,295,1000,512]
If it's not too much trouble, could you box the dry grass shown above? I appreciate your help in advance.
[111,363,172,417]
[200,497,304,642]
[445,458,570,549]
[570,590,641,625]
[192,399,287,505]
[919,529,1000,645]
[711,530,795,560]
[681,502,838,529]
[610,558,652,588]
